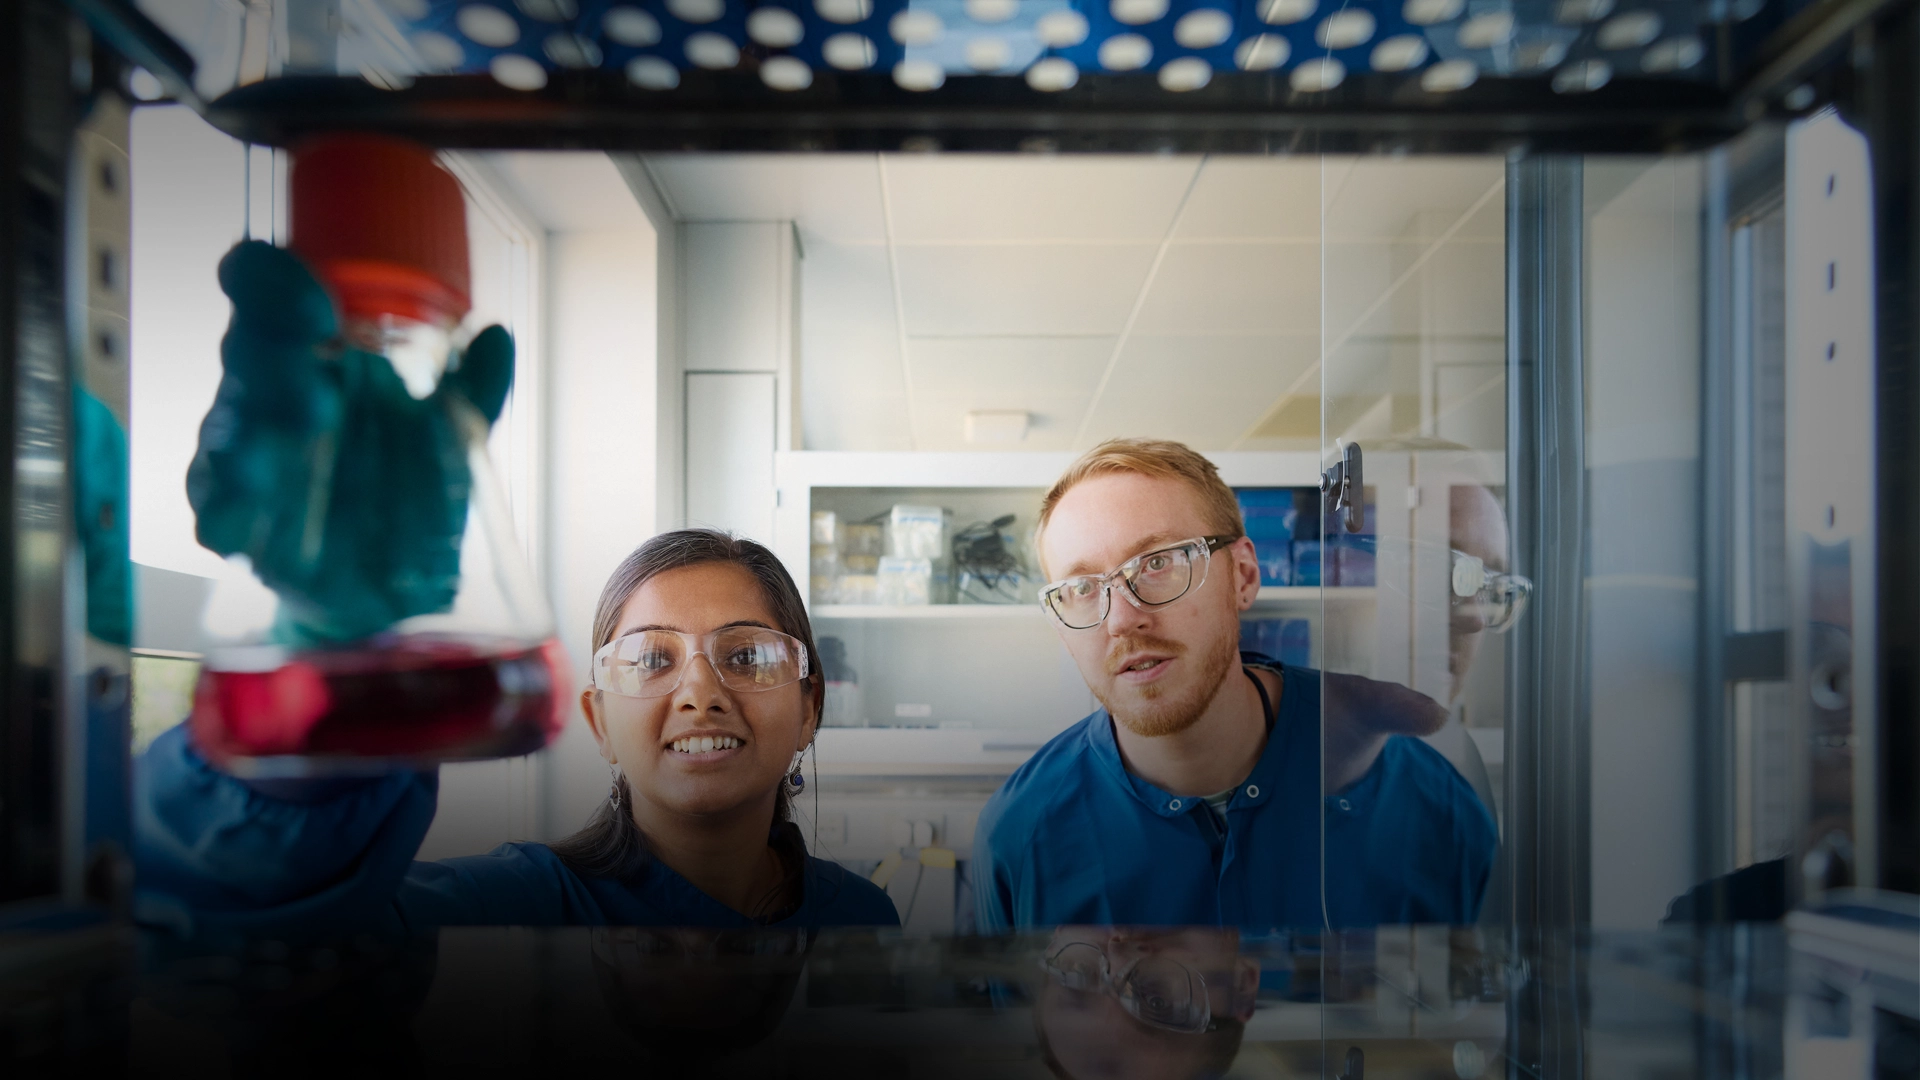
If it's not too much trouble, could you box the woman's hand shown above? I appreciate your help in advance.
[185,240,513,645]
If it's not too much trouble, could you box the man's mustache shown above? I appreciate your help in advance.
[1104,634,1187,675]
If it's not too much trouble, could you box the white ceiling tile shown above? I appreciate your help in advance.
[1174,159,1322,241]
[1321,236,1505,346]
[1323,158,1506,242]
[1076,334,1319,450]
[905,336,1115,452]
[1132,243,1320,336]
[644,154,889,243]
[882,155,1201,244]
[477,152,648,232]
[894,244,1157,336]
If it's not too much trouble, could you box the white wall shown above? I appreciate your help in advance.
[678,221,796,545]
[538,225,664,838]
[1584,157,1703,929]
[128,105,244,581]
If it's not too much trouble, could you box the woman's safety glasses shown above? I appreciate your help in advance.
[592,627,810,698]
[1040,940,1213,1035]
[1039,536,1233,630]
[1451,550,1534,633]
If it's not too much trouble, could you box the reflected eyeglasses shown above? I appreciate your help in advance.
[592,926,809,966]
[1450,551,1533,633]
[1040,940,1214,1035]
[591,627,811,698]
[1038,536,1234,631]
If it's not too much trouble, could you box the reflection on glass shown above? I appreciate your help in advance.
[1033,927,1258,1080]
[590,927,809,1064]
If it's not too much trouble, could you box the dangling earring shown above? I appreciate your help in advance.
[788,755,805,792]
[607,764,624,811]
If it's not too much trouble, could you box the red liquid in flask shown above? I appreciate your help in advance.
[191,636,570,772]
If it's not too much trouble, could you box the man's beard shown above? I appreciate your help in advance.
[1098,629,1241,738]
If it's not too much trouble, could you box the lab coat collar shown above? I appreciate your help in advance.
[619,823,822,927]
[1087,656,1294,821]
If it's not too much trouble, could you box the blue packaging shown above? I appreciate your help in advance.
[1290,540,1321,586]
[1329,534,1376,587]
[1240,618,1313,668]
[1234,488,1297,586]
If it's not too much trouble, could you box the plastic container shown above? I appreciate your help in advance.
[188,135,566,776]
[818,637,865,728]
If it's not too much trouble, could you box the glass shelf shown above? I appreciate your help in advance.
[812,588,1376,618]
[814,603,1041,619]
[1252,585,1374,606]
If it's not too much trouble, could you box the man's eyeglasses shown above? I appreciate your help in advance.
[1451,551,1532,632]
[1040,940,1214,1035]
[591,627,810,698]
[1038,536,1234,631]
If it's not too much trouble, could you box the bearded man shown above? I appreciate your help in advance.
[974,439,1496,932]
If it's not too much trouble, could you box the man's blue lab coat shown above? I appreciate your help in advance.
[134,725,899,940]
[973,658,1497,933]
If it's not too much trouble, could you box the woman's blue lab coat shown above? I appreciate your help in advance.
[972,659,1497,933]
[134,725,900,939]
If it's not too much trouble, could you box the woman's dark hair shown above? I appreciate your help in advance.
[547,529,822,895]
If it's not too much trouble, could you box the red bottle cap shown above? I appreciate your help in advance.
[288,134,471,328]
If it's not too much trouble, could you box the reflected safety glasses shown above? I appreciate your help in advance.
[591,627,810,698]
[592,926,809,966]
[1450,551,1533,633]
[1039,536,1234,630]
[1040,940,1213,1035]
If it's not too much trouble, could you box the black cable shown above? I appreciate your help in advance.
[953,514,1024,602]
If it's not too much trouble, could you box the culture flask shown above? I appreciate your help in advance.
[187,135,566,775]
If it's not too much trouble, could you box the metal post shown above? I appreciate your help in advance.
[0,0,79,910]
[1698,149,1737,892]
[1854,2,1920,898]
[1504,154,1591,1079]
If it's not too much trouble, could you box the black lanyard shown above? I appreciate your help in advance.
[1244,664,1279,737]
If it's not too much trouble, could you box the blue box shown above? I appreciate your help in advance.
[1290,540,1321,586]
[1240,618,1312,668]
[1235,488,1298,586]
[1328,534,1376,587]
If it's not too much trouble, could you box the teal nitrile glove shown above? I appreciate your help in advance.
[186,240,514,647]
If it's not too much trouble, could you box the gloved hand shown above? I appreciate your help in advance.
[187,240,513,647]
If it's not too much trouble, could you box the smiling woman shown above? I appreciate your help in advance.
[132,529,900,938]
[550,531,833,917]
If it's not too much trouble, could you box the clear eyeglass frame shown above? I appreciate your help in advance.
[1449,550,1534,633]
[1038,535,1235,630]
[591,626,812,699]
[1039,940,1214,1035]
[592,926,810,967]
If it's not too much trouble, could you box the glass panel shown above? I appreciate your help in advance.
[1316,154,1513,1064]
[1308,131,1846,1074]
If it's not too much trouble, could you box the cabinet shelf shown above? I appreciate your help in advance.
[1251,586,1378,608]
[813,604,1042,620]
[812,588,1375,620]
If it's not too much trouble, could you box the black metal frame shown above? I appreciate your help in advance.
[1504,154,1591,1079]
[1850,0,1920,897]
[57,0,1920,154]
[0,0,80,910]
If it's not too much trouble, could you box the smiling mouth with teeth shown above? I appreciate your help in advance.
[670,735,743,754]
